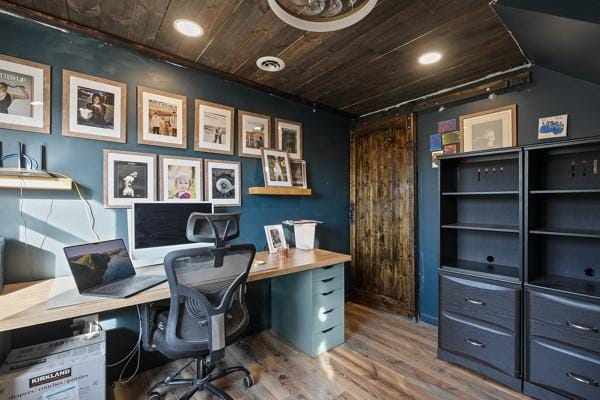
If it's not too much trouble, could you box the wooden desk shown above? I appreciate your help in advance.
[0,249,350,332]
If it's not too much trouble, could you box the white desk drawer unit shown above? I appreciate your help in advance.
[271,263,346,356]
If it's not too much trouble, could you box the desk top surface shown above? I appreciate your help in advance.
[0,249,350,332]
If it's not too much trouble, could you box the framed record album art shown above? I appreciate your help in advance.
[204,159,241,207]
[195,99,234,155]
[137,86,187,149]
[275,118,302,159]
[0,54,50,134]
[104,150,156,208]
[238,110,270,158]
[159,155,203,202]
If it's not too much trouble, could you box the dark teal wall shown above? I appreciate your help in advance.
[417,66,600,325]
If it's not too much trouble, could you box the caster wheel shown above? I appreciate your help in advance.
[148,391,161,400]
[243,375,254,389]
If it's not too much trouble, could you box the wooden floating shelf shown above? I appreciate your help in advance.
[0,174,73,191]
[249,187,312,196]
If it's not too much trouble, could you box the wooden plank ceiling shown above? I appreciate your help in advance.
[5,0,526,116]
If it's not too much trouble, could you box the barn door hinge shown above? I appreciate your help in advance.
[349,202,355,224]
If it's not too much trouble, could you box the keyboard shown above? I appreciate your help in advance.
[87,275,165,298]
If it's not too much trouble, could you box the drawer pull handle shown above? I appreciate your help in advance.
[323,308,335,315]
[323,266,334,270]
[566,372,599,386]
[321,327,335,334]
[465,338,485,348]
[321,278,335,283]
[464,297,485,306]
[321,290,335,296]
[567,321,599,333]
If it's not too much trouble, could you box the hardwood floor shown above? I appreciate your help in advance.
[113,302,529,400]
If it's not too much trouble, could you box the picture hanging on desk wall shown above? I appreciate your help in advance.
[290,159,307,188]
[238,110,270,158]
[275,118,303,159]
[63,70,127,142]
[204,159,241,207]
[538,114,567,140]
[261,148,293,187]
[103,150,156,208]
[137,86,187,149]
[0,54,50,134]
[460,104,517,152]
[159,155,203,202]
[195,99,235,155]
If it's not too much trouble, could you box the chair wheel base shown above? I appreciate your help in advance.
[148,391,161,400]
[243,375,254,389]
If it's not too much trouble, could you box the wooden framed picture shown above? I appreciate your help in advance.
[204,159,241,207]
[290,159,307,188]
[275,118,303,159]
[195,99,234,155]
[261,148,292,187]
[460,105,517,152]
[137,86,187,149]
[63,70,126,142]
[158,155,203,202]
[264,224,287,254]
[103,149,156,208]
[0,54,50,134]
[238,110,270,158]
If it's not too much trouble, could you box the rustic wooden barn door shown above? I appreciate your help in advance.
[350,115,416,318]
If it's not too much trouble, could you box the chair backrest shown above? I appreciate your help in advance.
[186,212,241,248]
[163,244,256,361]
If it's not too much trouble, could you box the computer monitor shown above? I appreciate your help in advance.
[127,201,213,267]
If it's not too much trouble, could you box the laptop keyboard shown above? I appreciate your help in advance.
[93,276,141,294]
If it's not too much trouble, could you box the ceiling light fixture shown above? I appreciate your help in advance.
[418,52,442,65]
[268,0,378,32]
[256,56,286,72]
[173,19,204,37]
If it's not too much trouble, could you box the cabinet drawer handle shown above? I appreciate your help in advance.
[323,266,334,270]
[464,297,485,306]
[567,372,599,386]
[321,290,335,296]
[323,308,335,315]
[321,327,335,334]
[465,338,485,348]
[567,321,599,333]
[321,277,335,283]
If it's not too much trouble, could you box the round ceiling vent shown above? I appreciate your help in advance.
[256,56,286,72]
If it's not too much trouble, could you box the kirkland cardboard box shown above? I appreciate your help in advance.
[0,331,105,400]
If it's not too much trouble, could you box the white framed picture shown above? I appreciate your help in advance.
[63,70,127,142]
[103,150,156,208]
[159,155,203,202]
[460,105,517,152]
[0,54,50,134]
[204,159,241,207]
[261,148,292,187]
[195,99,234,155]
[137,86,187,149]
[538,114,568,140]
[275,118,303,159]
[290,159,307,188]
[238,110,270,158]
[264,224,287,254]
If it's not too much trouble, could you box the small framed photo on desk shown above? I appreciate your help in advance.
[264,224,286,254]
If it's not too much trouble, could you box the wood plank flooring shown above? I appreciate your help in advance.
[113,302,529,400]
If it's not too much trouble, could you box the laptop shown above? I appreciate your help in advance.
[63,239,166,298]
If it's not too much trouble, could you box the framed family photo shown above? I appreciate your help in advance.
[264,224,287,254]
[159,155,203,202]
[204,159,241,207]
[63,70,126,142]
[261,148,292,187]
[275,118,302,159]
[238,110,270,158]
[0,54,50,134]
[195,99,234,155]
[137,86,187,149]
[103,149,156,208]
[290,159,307,188]
[460,105,517,152]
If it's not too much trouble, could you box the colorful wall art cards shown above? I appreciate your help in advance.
[430,133,442,152]
[437,118,457,134]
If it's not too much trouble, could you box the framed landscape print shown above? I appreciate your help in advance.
[204,159,241,207]
[275,118,302,159]
[238,110,270,158]
[290,159,307,188]
[0,54,50,134]
[103,150,156,208]
[137,86,187,149]
[195,99,234,155]
[159,155,203,202]
[63,70,126,142]
[261,148,292,187]
[460,105,517,152]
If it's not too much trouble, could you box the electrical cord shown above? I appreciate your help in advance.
[105,305,143,384]
[1,153,39,169]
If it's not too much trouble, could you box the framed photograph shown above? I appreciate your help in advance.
[275,118,303,159]
[103,150,156,208]
[538,114,568,140]
[159,155,203,202]
[460,105,517,152]
[0,54,50,134]
[238,110,270,158]
[264,224,287,254]
[137,86,187,149]
[204,159,241,207]
[261,148,292,187]
[290,159,307,188]
[195,99,234,155]
[63,70,126,142]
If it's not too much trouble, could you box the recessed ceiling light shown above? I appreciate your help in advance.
[256,56,286,72]
[173,19,204,37]
[418,52,442,65]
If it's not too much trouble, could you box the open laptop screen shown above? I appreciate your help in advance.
[64,239,135,292]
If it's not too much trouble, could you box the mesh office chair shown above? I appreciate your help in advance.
[146,213,256,400]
